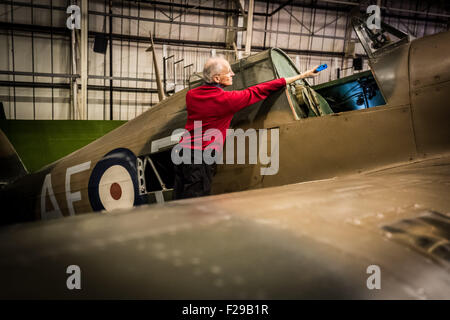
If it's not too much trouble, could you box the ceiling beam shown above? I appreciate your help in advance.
[270,0,294,16]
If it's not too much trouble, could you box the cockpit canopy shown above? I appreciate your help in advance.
[352,15,411,59]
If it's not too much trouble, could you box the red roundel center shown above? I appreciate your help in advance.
[110,182,122,200]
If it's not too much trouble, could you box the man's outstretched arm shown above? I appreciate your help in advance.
[285,65,320,84]
[225,78,287,114]
[225,65,321,113]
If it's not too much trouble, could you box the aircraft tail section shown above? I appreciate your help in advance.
[0,129,27,186]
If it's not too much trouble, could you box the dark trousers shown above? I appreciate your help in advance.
[173,149,217,200]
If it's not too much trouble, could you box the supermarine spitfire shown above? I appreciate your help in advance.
[0,17,449,299]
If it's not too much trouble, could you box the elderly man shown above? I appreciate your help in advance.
[173,56,319,199]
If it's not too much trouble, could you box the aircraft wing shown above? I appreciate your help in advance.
[0,154,449,299]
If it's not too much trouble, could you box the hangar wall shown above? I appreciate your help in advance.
[0,0,448,120]
[0,119,125,172]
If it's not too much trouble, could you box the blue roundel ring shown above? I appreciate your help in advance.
[88,148,146,211]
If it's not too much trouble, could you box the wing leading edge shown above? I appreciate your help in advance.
[0,154,449,299]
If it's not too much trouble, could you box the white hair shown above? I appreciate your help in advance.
[203,56,228,83]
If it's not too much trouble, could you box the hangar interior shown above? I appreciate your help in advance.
[0,0,449,172]
[1,0,449,121]
[0,1,450,300]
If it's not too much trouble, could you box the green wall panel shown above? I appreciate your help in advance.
[0,120,126,172]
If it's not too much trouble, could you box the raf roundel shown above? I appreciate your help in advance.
[98,165,134,211]
[88,148,147,212]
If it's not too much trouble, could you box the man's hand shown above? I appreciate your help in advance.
[305,65,321,77]
[285,65,322,84]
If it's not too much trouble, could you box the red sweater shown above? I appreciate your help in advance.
[179,78,286,151]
